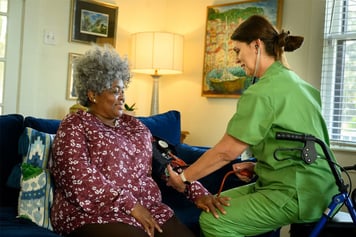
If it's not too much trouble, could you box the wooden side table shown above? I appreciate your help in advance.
[180,130,190,143]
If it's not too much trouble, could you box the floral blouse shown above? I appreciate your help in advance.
[50,111,209,235]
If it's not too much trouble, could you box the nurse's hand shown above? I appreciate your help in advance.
[232,162,255,182]
[166,165,186,192]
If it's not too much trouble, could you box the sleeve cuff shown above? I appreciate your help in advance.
[112,189,138,215]
[184,181,210,202]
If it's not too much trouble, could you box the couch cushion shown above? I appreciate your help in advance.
[24,117,61,134]
[24,111,180,145]
[0,114,24,207]
[137,110,181,146]
[0,207,60,237]
[175,143,209,164]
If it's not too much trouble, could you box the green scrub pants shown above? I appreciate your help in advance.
[199,183,299,237]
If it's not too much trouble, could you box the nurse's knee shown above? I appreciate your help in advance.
[200,212,214,226]
[199,212,242,237]
[199,211,220,232]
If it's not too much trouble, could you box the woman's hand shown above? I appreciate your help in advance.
[131,203,162,237]
[232,161,255,182]
[194,194,231,218]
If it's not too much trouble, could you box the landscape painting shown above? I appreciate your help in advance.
[202,0,283,98]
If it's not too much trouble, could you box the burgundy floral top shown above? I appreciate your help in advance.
[50,111,209,235]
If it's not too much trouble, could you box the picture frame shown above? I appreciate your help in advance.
[66,53,82,100]
[69,0,118,47]
[202,0,283,98]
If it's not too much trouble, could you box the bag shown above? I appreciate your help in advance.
[151,136,188,180]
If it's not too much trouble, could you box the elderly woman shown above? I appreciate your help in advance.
[50,45,219,237]
[167,15,338,237]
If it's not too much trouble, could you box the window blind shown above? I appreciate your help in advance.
[321,0,356,148]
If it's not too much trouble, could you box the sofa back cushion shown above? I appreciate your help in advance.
[0,114,24,207]
[23,111,182,146]
[137,110,181,146]
[24,116,61,134]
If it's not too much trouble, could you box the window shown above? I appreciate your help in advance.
[321,0,356,149]
[0,0,7,114]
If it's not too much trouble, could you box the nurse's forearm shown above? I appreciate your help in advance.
[182,133,249,182]
[183,148,231,182]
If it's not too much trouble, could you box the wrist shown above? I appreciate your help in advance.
[179,171,192,185]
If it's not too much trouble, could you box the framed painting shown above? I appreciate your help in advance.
[202,0,283,98]
[66,53,82,100]
[69,0,118,47]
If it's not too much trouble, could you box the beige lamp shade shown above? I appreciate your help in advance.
[131,32,184,75]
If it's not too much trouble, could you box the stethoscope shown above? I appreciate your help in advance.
[252,45,261,85]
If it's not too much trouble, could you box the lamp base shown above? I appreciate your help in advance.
[150,74,161,115]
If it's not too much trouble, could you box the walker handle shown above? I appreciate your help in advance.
[275,132,317,164]
[276,132,316,142]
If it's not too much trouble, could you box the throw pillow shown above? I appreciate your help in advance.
[17,127,55,231]
[18,127,55,169]
[18,163,53,230]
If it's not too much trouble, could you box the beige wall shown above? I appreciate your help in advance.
[12,0,355,160]
[13,0,355,159]
[13,0,325,145]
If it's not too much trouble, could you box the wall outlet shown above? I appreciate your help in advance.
[43,30,57,45]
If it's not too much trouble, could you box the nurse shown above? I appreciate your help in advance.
[167,15,338,237]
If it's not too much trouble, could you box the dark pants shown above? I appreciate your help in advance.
[67,216,196,237]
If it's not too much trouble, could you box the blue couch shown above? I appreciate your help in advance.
[0,110,279,237]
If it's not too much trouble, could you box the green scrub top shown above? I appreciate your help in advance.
[227,61,339,221]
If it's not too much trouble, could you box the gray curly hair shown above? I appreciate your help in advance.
[74,44,131,107]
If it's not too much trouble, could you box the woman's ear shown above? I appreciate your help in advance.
[87,91,96,103]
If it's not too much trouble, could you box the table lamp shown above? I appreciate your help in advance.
[131,32,183,115]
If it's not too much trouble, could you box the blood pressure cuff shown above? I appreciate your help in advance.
[151,136,188,181]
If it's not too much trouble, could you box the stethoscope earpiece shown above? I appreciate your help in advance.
[253,46,261,78]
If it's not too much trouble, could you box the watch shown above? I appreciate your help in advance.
[179,171,191,185]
